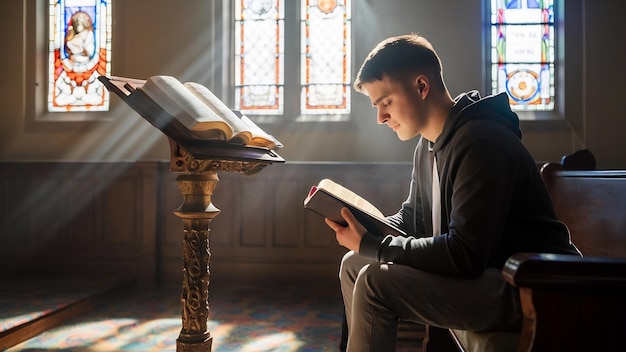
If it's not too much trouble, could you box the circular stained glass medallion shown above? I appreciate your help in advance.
[506,69,540,103]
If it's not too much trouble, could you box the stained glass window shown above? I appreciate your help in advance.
[301,0,351,115]
[234,0,285,115]
[234,0,351,117]
[490,0,555,111]
[48,0,112,112]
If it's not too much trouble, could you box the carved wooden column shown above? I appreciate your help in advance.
[168,139,269,352]
[174,171,219,351]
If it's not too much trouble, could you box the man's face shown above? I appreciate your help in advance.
[362,75,427,141]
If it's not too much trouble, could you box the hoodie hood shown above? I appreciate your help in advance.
[433,91,521,153]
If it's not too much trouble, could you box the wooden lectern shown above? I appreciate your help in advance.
[99,76,284,351]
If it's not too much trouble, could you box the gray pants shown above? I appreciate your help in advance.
[339,251,522,352]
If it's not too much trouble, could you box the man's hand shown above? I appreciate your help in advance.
[325,207,367,252]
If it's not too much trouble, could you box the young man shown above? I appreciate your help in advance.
[325,34,581,351]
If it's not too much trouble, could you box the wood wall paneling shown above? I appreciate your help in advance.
[0,161,412,285]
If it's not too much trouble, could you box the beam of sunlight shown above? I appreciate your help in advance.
[64,113,164,161]
[1,18,228,259]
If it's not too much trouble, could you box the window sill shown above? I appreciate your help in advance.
[246,113,351,124]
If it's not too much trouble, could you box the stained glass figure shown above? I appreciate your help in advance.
[491,0,554,111]
[301,0,351,115]
[235,0,285,115]
[48,0,112,112]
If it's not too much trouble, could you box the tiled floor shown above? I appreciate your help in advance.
[3,279,423,351]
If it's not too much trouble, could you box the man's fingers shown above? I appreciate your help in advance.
[340,207,357,226]
[340,207,366,235]
[325,217,342,231]
[325,208,354,231]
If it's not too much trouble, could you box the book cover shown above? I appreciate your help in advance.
[304,179,406,237]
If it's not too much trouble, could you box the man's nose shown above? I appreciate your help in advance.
[377,110,389,125]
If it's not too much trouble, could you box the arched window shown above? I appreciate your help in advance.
[234,0,351,119]
[490,0,555,112]
[48,0,112,112]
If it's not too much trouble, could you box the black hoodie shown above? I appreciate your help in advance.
[359,91,581,278]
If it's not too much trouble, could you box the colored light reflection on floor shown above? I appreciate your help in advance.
[8,317,312,351]
[4,283,345,352]
[239,332,304,352]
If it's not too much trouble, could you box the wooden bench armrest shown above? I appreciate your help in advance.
[501,253,626,351]
[503,253,626,288]
[444,254,626,352]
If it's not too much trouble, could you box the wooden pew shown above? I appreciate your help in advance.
[433,152,626,351]
[503,254,626,351]
[502,165,626,351]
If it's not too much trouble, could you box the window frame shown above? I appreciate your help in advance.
[25,0,114,126]
[485,0,565,121]
[226,0,352,124]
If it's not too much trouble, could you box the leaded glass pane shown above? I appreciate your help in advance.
[48,0,112,112]
[490,0,554,111]
[235,0,285,115]
[301,0,351,115]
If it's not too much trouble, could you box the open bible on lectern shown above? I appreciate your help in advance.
[98,75,284,163]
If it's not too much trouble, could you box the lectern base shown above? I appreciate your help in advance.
[176,337,213,352]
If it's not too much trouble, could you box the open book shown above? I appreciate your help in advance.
[139,75,282,150]
[304,179,406,237]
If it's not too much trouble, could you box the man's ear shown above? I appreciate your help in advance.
[414,75,429,98]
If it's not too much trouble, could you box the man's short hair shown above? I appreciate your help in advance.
[353,34,445,93]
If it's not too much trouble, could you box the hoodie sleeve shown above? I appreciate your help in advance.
[363,134,520,278]
[359,138,430,259]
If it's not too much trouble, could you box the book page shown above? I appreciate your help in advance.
[317,179,384,219]
[233,111,283,149]
[183,82,252,145]
[140,76,232,139]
